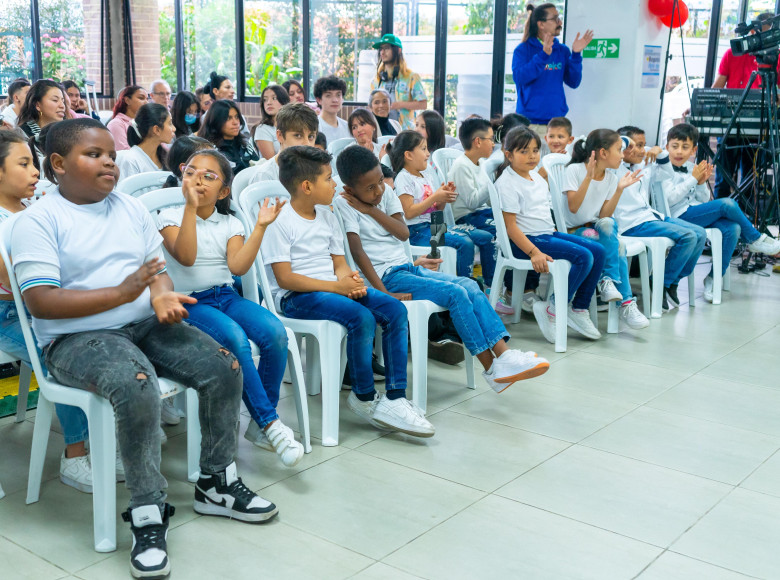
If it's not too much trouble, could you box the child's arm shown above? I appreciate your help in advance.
[502,212,553,273]
[398,182,457,219]
[663,165,704,208]
[347,233,411,300]
[227,198,286,276]
[158,184,200,267]
[600,170,641,218]
[565,152,596,213]
[341,193,409,241]
[271,258,365,298]
[148,271,197,324]
[450,163,489,210]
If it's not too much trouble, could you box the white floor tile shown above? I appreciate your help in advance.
[0,535,68,579]
[350,562,425,580]
[637,551,755,579]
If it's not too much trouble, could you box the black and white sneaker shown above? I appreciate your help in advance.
[193,462,278,523]
[665,284,680,309]
[122,503,174,579]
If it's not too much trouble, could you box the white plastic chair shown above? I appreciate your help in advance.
[377,135,394,147]
[9,356,33,422]
[137,187,312,452]
[481,155,504,183]
[116,171,173,197]
[231,159,269,200]
[327,137,356,173]
[445,135,460,148]
[238,181,349,446]
[0,215,199,553]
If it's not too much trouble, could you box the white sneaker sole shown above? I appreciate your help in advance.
[492,360,550,392]
[130,559,171,579]
[567,314,601,340]
[193,500,279,523]
[59,474,93,494]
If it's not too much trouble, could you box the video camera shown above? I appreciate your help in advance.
[731,14,780,57]
[428,210,446,259]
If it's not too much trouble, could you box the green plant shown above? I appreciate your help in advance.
[244,11,301,94]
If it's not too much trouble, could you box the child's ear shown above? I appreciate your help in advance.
[342,184,353,196]
[49,152,66,176]
[217,185,231,200]
[300,178,313,196]
[276,129,284,144]
[544,134,551,143]
[566,136,575,144]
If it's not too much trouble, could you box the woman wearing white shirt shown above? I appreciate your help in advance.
[117,103,174,182]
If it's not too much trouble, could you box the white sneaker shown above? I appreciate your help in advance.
[532,300,556,344]
[60,451,93,493]
[597,278,623,302]
[264,420,304,467]
[244,420,274,451]
[703,276,714,303]
[495,291,515,315]
[748,233,780,256]
[567,306,601,339]
[372,395,435,437]
[483,349,550,393]
[521,291,542,314]
[161,398,181,426]
[619,298,650,329]
[346,391,383,428]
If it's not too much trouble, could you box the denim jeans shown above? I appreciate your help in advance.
[382,264,509,356]
[186,285,287,429]
[455,208,498,287]
[678,198,760,277]
[573,217,633,301]
[280,288,408,399]
[0,300,89,445]
[44,316,243,509]
[509,231,606,311]
[408,222,475,278]
[623,217,706,286]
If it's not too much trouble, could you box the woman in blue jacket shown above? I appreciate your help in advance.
[512,3,593,134]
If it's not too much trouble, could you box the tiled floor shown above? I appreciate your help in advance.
[3,260,780,579]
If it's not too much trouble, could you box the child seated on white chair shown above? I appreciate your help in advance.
[12,119,274,579]
[333,145,549,392]
[260,145,435,438]
[495,127,603,343]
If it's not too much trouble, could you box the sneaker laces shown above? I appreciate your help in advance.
[134,522,167,552]
[226,477,257,505]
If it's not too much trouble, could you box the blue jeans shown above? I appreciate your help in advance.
[573,217,633,301]
[455,208,497,286]
[0,300,89,445]
[509,232,606,311]
[280,288,408,399]
[408,222,475,278]
[382,264,509,356]
[678,198,760,276]
[186,285,287,428]
[624,217,706,286]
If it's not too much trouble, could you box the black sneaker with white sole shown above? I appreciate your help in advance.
[122,503,174,579]
[665,284,680,309]
[193,462,278,523]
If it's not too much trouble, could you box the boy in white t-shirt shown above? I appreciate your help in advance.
[12,119,274,578]
[334,145,550,392]
[260,145,434,438]
[313,76,351,143]
[0,79,31,129]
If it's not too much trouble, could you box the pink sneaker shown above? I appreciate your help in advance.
[494,292,515,315]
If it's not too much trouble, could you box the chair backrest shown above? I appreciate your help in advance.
[430,148,463,188]
[231,159,268,200]
[328,137,356,173]
[445,135,460,148]
[650,181,671,216]
[377,135,394,147]
[481,155,504,184]
[486,181,515,261]
[542,153,571,234]
[117,171,174,197]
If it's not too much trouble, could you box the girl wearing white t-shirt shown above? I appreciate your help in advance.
[496,127,603,342]
[116,103,174,183]
[348,108,385,158]
[157,149,303,468]
[563,129,649,329]
[253,85,290,160]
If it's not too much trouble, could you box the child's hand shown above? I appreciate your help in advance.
[644,146,663,164]
[182,181,200,208]
[618,169,642,191]
[337,271,365,296]
[256,197,285,228]
[699,162,715,184]
[390,292,412,301]
[152,291,196,324]
[585,151,597,179]
[341,192,374,214]
[433,182,458,205]
[118,258,165,303]
[413,256,442,271]
[691,160,710,184]
[379,143,388,160]
[530,249,554,273]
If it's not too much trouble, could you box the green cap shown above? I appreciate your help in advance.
[372,33,403,49]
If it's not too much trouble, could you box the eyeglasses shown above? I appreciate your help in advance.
[180,164,225,185]
[152,91,172,98]
[541,13,563,22]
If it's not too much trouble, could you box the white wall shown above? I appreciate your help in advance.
[563,1,671,143]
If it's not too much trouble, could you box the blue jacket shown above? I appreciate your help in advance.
[512,37,583,124]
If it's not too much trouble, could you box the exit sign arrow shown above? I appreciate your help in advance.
[582,38,620,59]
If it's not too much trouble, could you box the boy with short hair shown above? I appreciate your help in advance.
[314,132,327,150]
[1,78,31,128]
[313,76,351,143]
[661,123,780,300]
[249,103,319,183]
[544,117,575,154]
[261,146,434,437]
[334,145,550,392]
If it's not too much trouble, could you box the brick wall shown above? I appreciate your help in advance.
[129,0,163,89]
[82,0,104,93]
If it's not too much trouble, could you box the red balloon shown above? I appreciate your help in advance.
[648,0,674,17]
[660,1,689,28]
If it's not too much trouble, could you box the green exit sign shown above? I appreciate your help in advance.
[582,38,620,59]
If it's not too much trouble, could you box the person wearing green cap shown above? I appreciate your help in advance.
[370,33,428,130]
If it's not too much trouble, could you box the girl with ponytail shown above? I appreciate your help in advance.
[116,103,175,182]
[562,128,649,329]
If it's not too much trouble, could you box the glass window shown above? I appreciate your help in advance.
[392,0,435,110]
[158,0,178,92]
[712,0,742,84]
[310,0,382,101]
[181,0,237,92]
[38,0,87,84]
[746,0,776,23]
[0,0,34,88]
[244,0,303,97]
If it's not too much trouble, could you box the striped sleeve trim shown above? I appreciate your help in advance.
[19,277,60,292]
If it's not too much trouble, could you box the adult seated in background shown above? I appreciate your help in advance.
[253,84,290,159]
[711,11,776,199]
[370,33,427,130]
[195,87,213,113]
[62,80,96,119]
[511,3,592,136]
[348,108,384,157]
[107,85,148,151]
[283,79,320,114]
[204,72,235,102]
[369,89,402,136]
[0,78,31,128]
[149,79,173,109]
[171,90,202,139]
[17,80,66,139]
[198,99,258,173]
[314,75,351,143]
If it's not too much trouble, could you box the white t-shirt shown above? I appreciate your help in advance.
[12,190,164,348]
[611,162,663,234]
[448,154,491,221]
[334,186,409,279]
[394,168,435,225]
[562,163,618,229]
[318,116,350,144]
[496,168,555,236]
[116,145,162,183]
[260,203,344,310]
[0,106,18,127]
[0,202,32,295]
[248,156,280,184]
[253,124,280,154]
[157,207,245,294]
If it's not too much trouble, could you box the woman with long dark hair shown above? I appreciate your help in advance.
[107,85,148,150]
[252,84,290,159]
[17,80,66,139]
[198,99,258,173]
[171,91,202,139]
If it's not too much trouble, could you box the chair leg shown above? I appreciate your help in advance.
[0,481,5,499]
[650,249,665,319]
[589,294,598,325]
[15,363,32,423]
[638,251,651,319]
[320,330,345,447]
[286,331,311,453]
[408,313,430,413]
[186,389,200,483]
[26,393,55,505]
[551,264,568,353]
[724,266,731,291]
[489,260,507,311]
[712,238,723,305]
[511,269,524,324]
[305,335,321,396]
[464,348,476,390]
[607,302,619,334]
[88,398,117,553]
